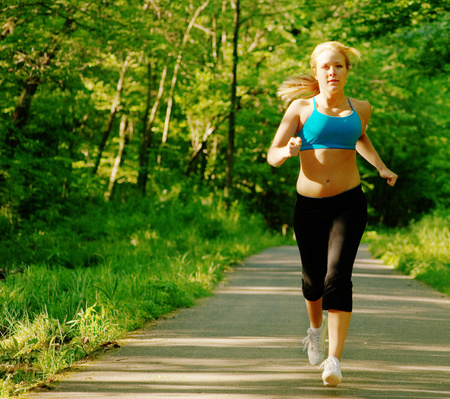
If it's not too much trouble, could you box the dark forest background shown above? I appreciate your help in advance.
[1,1,449,394]
[1,0,449,247]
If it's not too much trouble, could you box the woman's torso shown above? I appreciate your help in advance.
[294,96,364,197]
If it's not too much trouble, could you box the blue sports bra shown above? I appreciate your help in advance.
[297,97,362,151]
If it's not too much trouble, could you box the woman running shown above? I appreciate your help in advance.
[267,41,398,387]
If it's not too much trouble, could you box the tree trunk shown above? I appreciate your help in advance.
[219,0,228,69]
[185,112,228,176]
[186,124,216,176]
[160,0,211,153]
[105,114,128,202]
[212,15,218,64]
[92,55,131,175]
[2,9,75,155]
[137,63,168,194]
[2,75,40,153]
[225,0,240,199]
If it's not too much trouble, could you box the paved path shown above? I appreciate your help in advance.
[24,245,450,399]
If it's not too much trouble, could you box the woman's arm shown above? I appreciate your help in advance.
[356,133,397,186]
[355,101,398,186]
[267,99,306,167]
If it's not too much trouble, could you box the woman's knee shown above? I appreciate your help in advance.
[322,276,353,312]
[302,278,324,302]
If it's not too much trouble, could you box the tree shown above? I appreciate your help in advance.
[92,55,132,175]
[224,0,240,199]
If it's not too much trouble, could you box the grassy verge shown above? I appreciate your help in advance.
[365,208,450,295]
[0,190,289,397]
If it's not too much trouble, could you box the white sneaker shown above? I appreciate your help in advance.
[301,316,327,366]
[320,356,342,387]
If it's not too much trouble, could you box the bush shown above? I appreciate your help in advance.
[0,188,288,396]
[365,208,450,295]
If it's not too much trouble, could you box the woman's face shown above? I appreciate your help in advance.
[314,50,349,93]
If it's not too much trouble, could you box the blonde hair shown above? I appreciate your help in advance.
[278,41,361,102]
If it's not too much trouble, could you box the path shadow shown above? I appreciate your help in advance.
[27,246,450,399]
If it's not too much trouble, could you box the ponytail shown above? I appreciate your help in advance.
[277,74,319,102]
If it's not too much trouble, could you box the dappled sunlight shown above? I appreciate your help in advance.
[352,272,412,280]
[353,260,394,271]
[234,266,301,273]
[349,341,450,357]
[25,246,450,399]
[242,259,301,266]
[361,387,450,396]
[215,286,302,295]
[125,336,300,348]
[354,293,450,305]
[28,348,450,398]
[354,258,387,266]
[352,308,449,322]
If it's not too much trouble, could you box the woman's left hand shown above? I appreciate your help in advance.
[379,168,398,187]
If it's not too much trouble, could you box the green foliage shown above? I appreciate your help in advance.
[0,1,449,393]
[0,189,287,396]
[1,0,448,228]
[366,208,450,295]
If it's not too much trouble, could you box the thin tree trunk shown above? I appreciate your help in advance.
[186,125,215,176]
[92,55,131,175]
[2,10,75,155]
[138,63,168,194]
[62,113,89,199]
[212,15,218,64]
[68,113,88,159]
[141,61,153,144]
[105,114,128,202]
[160,0,210,149]
[2,75,40,154]
[185,112,228,176]
[11,75,40,128]
[219,0,227,69]
[225,0,240,199]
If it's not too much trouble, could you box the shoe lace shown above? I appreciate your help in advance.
[319,357,339,371]
[302,328,320,352]
[318,358,328,370]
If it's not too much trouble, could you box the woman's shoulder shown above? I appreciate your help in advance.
[288,98,314,122]
[349,97,371,121]
[289,97,313,108]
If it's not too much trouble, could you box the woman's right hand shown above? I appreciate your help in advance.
[286,137,302,157]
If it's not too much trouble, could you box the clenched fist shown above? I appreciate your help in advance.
[286,137,302,157]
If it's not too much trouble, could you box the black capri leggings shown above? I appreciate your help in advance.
[293,185,367,312]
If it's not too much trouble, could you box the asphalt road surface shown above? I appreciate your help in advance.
[24,245,450,399]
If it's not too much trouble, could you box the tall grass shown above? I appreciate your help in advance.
[365,208,450,295]
[0,189,288,397]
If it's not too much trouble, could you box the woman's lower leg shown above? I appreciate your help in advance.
[305,298,323,328]
[327,309,352,360]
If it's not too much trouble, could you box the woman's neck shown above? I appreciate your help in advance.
[316,92,347,109]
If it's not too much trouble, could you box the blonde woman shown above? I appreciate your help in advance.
[267,41,397,387]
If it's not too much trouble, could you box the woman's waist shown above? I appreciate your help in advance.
[296,172,361,198]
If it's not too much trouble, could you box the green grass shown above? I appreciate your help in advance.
[0,190,289,397]
[365,208,450,295]
[4,188,447,397]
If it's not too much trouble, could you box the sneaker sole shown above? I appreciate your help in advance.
[323,373,342,387]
